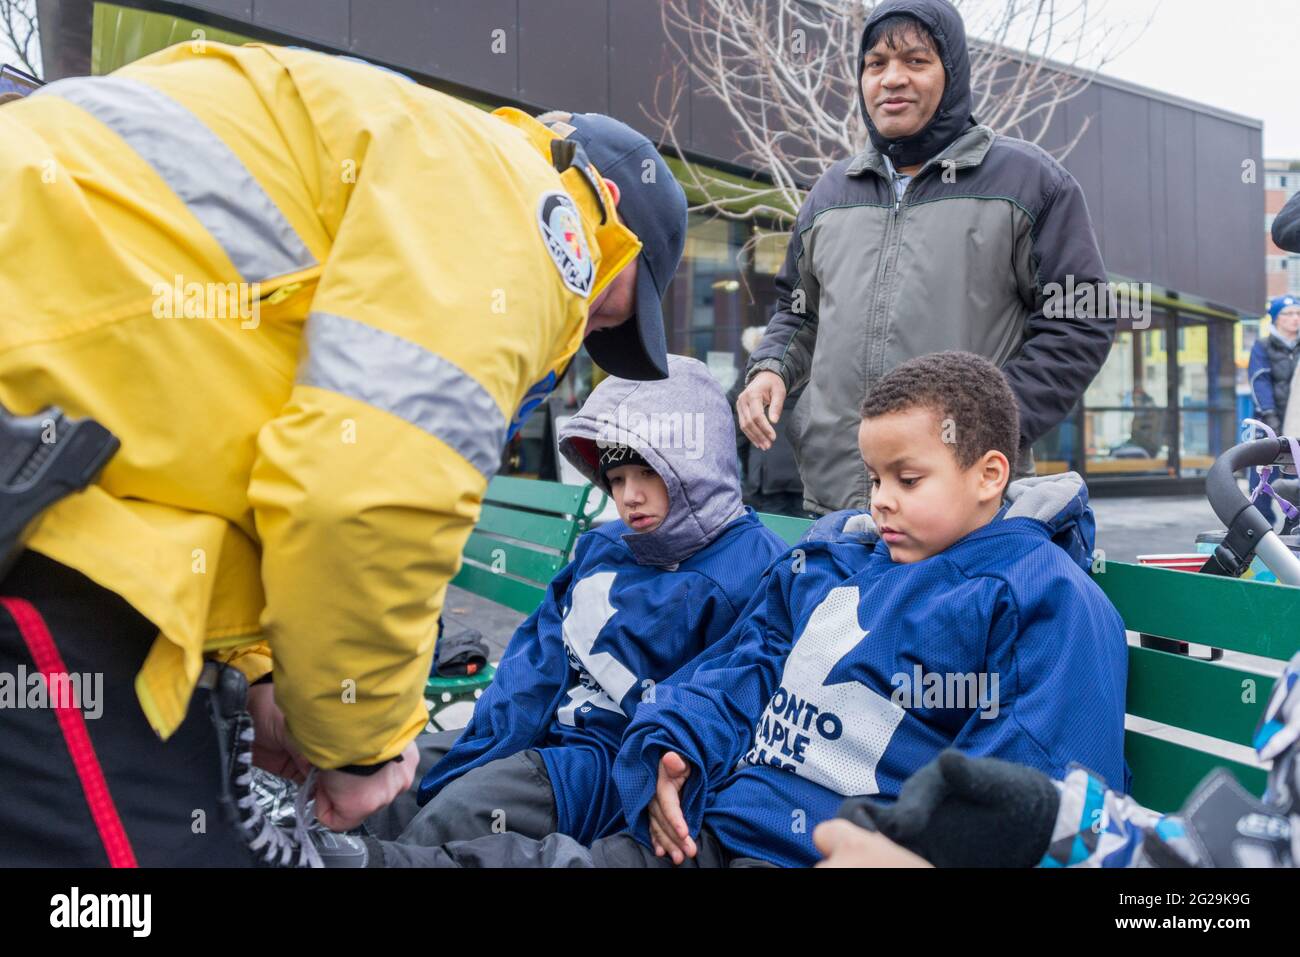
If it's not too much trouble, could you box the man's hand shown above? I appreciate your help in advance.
[737,371,788,450]
[247,683,311,784]
[314,741,419,832]
[647,752,696,864]
[813,819,933,868]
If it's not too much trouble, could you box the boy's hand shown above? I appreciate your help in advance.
[314,741,419,832]
[647,751,697,864]
[737,371,787,450]
[813,819,932,868]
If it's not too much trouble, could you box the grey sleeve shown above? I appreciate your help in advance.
[746,199,821,392]
[1002,168,1115,447]
[1274,190,1300,254]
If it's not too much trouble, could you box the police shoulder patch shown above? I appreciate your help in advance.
[537,191,594,297]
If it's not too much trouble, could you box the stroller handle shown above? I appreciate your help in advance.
[1205,437,1300,586]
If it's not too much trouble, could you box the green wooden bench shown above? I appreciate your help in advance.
[1093,561,1300,811]
[424,476,608,727]
[754,509,1300,813]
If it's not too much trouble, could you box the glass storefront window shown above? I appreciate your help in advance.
[663,215,791,394]
[1082,313,1173,477]
[1178,318,1239,477]
[1032,414,1081,475]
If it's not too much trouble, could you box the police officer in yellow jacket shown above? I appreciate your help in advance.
[0,41,687,865]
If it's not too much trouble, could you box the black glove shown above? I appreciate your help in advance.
[838,750,1060,868]
[1262,411,1283,435]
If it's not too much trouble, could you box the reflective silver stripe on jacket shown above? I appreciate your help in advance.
[35,75,316,282]
[297,311,507,478]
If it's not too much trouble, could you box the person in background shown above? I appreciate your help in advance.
[1248,295,1300,523]
[727,326,807,518]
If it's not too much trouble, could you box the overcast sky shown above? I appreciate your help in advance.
[986,0,1299,158]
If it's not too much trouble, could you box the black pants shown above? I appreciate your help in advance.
[375,822,751,868]
[744,492,808,518]
[0,552,253,866]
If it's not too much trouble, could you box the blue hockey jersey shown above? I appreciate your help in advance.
[614,471,1130,867]
[417,355,787,844]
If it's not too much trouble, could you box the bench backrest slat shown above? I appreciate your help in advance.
[1124,730,1267,813]
[460,533,566,586]
[475,504,579,553]
[1094,561,1300,659]
[761,513,816,548]
[1126,645,1269,747]
[480,474,592,514]
[450,477,606,615]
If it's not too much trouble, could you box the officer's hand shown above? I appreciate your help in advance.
[247,683,311,784]
[647,751,696,864]
[314,741,419,832]
[737,371,787,451]
[1262,412,1283,436]
[813,819,933,868]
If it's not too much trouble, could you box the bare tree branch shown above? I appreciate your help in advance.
[0,0,42,80]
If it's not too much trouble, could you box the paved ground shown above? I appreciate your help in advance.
[1091,493,1222,564]
[441,585,527,661]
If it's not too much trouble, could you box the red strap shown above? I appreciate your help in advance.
[1,596,138,867]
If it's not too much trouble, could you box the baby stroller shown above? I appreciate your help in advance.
[1137,427,1300,660]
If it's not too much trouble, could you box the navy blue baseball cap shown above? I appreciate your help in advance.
[544,111,687,381]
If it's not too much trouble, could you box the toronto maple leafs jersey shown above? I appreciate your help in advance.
[615,472,1130,867]
[417,356,787,844]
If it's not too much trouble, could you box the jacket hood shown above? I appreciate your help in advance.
[804,471,1098,571]
[857,0,976,169]
[558,354,745,567]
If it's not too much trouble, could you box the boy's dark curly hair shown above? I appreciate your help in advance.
[860,352,1020,473]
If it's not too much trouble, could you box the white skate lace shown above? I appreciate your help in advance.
[233,724,324,868]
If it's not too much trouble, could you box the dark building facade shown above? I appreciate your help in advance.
[38,0,1267,493]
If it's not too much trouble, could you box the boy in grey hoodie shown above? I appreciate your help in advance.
[360,356,786,858]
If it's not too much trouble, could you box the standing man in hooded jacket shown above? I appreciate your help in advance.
[0,42,686,865]
[736,0,1113,515]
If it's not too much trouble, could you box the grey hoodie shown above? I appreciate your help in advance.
[558,355,745,567]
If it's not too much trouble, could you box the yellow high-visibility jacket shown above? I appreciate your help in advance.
[0,42,638,768]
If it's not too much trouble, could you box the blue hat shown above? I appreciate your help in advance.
[1269,295,1299,322]
[549,112,687,381]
